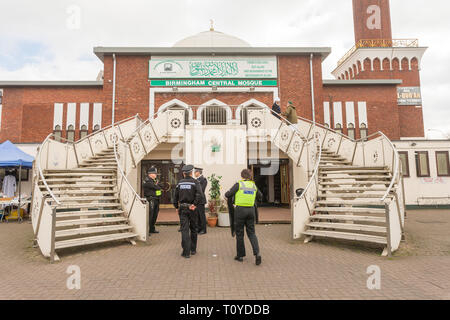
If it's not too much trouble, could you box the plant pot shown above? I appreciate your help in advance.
[218,212,230,227]
[207,216,218,228]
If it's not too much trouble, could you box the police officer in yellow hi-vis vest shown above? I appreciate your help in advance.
[225,169,262,266]
[143,167,163,234]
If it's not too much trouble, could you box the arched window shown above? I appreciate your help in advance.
[335,123,342,134]
[202,105,228,125]
[168,105,190,125]
[93,124,100,132]
[80,125,88,139]
[67,124,75,142]
[239,105,265,125]
[360,123,368,140]
[347,123,355,140]
[53,125,62,142]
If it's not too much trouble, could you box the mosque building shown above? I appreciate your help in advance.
[0,0,449,211]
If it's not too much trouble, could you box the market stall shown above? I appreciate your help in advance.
[0,140,34,222]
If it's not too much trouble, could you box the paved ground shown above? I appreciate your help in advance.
[157,207,291,224]
[0,209,449,300]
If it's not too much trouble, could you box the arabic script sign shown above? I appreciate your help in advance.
[149,56,277,79]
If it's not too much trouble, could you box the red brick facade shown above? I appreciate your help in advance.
[352,0,392,43]
[0,52,424,143]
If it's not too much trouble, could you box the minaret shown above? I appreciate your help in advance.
[352,0,392,44]
[332,0,427,138]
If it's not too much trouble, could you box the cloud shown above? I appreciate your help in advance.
[0,0,449,131]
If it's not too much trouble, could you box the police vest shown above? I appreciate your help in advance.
[156,189,162,196]
[235,180,257,207]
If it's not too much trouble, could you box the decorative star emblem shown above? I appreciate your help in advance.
[251,117,262,128]
[171,118,181,129]
[133,142,141,154]
[143,130,153,142]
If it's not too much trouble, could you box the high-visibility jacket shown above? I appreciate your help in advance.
[234,180,257,207]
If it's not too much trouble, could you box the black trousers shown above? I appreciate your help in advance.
[235,206,260,258]
[147,198,160,232]
[180,208,198,255]
[196,204,207,233]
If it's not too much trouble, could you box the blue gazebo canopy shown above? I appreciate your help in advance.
[0,140,34,168]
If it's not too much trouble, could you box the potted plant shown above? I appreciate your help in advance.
[217,197,231,227]
[207,174,222,227]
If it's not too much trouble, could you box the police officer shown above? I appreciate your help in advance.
[142,167,162,234]
[225,169,262,266]
[173,165,203,258]
[194,167,208,234]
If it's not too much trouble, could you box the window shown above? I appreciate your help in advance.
[53,125,62,142]
[334,123,342,134]
[93,124,100,132]
[67,124,75,142]
[399,152,410,177]
[415,151,430,177]
[80,125,88,139]
[436,151,450,177]
[347,123,355,140]
[360,123,368,140]
[202,106,227,125]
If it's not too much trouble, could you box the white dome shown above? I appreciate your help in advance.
[173,30,251,47]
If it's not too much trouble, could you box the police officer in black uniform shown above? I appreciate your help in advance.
[173,165,203,258]
[194,167,208,234]
[142,167,162,234]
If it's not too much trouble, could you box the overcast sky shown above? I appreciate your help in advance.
[0,0,449,137]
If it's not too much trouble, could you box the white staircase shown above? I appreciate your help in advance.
[31,105,406,260]
[31,116,148,262]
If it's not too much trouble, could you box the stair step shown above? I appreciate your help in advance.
[55,224,132,238]
[55,232,137,250]
[55,196,119,201]
[320,181,395,186]
[319,175,391,180]
[43,178,116,183]
[56,209,124,218]
[317,199,385,206]
[320,166,387,171]
[320,170,389,174]
[320,187,387,192]
[45,168,115,173]
[314,206,385,213]
[54,203,122,210]
[311,214,386,223]
[56,216,127,227]
[45,172,116,177]
[306,222,387,233]
[44,190,117,195]
[302,230,387,244]
[319,193,385,198]
[40,184,115,189]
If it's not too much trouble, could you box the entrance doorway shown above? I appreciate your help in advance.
[249,159,290,208]
[141,160,185,206]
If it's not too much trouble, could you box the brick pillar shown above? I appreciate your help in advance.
[352,0,392,44]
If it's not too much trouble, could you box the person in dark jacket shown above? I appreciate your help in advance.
[272,97,281,119]
[142,167,163,234]
[225,169,263,266]
[173,165,203,258]
[194,167,208,234]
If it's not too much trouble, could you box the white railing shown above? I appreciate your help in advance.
[31,115,143,260]
[113,135,149,242]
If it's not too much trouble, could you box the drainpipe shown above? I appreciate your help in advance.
[112,53,117,125]
[309,53,315,126]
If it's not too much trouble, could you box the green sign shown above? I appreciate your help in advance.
[149,56,277,79]
[150,79,277,87]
